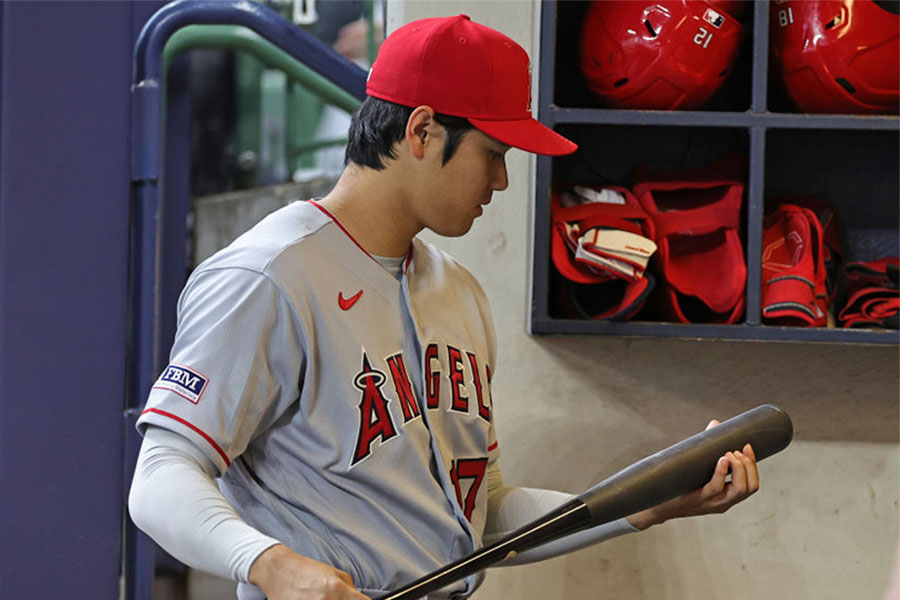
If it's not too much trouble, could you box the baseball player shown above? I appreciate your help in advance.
[129,15,760,600]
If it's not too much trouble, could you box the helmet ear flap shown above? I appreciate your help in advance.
[578,0,744,111]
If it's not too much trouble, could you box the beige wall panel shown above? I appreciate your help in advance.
[393,1,900,599]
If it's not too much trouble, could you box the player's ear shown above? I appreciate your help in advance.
[406,106,435,160]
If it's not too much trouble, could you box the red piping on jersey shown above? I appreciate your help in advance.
[403,243,414,274]
[142,408,231,468]
[309,200,378,264]
[310,200,415,273]
[487,441,498,452]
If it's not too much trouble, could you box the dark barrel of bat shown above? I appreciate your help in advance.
[376,403,793,600]
[578,403,793,526]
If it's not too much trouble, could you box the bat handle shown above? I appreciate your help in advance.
[375,500,591,600]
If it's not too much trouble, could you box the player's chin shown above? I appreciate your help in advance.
[434,216,478,238]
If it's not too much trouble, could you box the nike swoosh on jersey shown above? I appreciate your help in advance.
[338,290,364,310]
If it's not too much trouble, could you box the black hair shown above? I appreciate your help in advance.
[344,96,474,170]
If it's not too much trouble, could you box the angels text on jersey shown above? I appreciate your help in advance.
[351,342,493,467]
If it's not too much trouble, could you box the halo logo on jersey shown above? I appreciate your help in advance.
[153,364,209,404]
[351,353,398,466]
[350,346,493,467]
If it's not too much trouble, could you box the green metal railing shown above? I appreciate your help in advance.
[163,24,361,112]
[164,24,364,184]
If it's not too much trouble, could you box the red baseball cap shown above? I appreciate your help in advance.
[366,14,577,156]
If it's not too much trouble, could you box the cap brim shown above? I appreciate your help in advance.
[468,117,577,156]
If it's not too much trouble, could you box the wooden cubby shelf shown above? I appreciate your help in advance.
[531,1,900,345]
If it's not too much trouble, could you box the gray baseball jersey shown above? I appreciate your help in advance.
[137,200,500,599]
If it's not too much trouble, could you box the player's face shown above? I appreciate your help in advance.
[417,128,510,237]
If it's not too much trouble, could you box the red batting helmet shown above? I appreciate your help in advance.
[579,0,744,110]
[770,0,900,114]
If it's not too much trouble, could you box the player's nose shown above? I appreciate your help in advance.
[492,158,508,191]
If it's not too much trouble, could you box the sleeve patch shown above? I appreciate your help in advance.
[153,364,209,404]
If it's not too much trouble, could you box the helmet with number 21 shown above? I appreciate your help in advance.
[770,0,900,114]
[579,0,744,110]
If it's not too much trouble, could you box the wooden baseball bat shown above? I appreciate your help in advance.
[375,403,793,600]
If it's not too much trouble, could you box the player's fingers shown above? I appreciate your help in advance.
[742,444,760,493]
[731,452,755,500]
[743,443,757,462]
[331,576,370,600]
[726,451,749,497]
[702,455,730,500]
[321,566,366,599]
[330,568,372,599]
[334,568,354,586]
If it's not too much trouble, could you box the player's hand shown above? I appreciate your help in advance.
[626,419,760,530]
[249,544,372,600]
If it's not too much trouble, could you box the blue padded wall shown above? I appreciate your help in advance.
[0,2,160,597]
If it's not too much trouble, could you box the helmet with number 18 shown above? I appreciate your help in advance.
[770,0,900,114]
[579,0,744,110]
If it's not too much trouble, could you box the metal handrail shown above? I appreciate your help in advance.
[127,3,367,599]
[129,0,366,414]
[163,25,362,114]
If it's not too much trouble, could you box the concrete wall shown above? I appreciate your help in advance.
[394,2,900,599]
[193,178,337,265]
